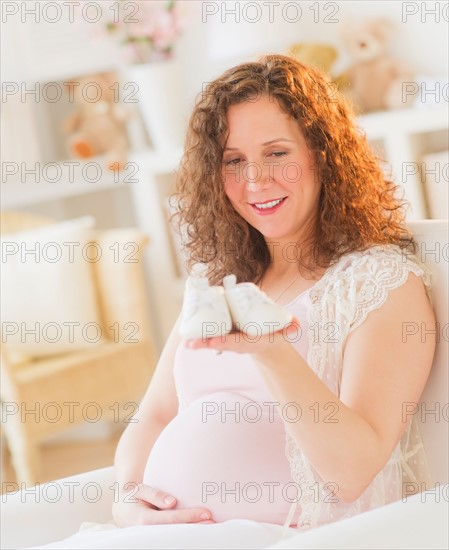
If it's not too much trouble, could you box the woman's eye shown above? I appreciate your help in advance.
[224,152,286,166]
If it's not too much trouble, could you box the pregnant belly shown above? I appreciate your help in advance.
[143,392,295,524]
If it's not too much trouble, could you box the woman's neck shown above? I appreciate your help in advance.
[265,236,311,275]
[259,235,324,304]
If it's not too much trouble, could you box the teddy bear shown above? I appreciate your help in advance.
[288,43,338,75]
[62,72,130,172]
[339,18,415,114]
[287,43,350,98]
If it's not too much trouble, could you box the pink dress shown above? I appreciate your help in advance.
[143,290,310,525]
[35,246,432,550]
[143,245,432,530]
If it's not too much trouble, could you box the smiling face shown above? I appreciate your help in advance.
[221,95,321,247]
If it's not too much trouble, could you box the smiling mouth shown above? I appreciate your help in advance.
[251,197,287,211]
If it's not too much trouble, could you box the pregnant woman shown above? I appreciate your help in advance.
[36,54,436,549]
[113,53,434,533]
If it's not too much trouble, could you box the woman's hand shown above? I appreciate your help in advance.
[112,483,215,527]
[184,318,301,360]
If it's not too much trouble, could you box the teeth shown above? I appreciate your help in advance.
[254,198,283,210]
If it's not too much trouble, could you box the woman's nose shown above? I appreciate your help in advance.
[245,161,273,192]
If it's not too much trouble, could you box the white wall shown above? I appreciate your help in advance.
[177,1,448,116]
[3,1,447,165]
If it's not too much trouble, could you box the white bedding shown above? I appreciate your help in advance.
[27,519,297,549]
[27,486,449,550]
[5,466,446,550]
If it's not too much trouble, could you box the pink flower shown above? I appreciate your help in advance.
[88,0,189,64]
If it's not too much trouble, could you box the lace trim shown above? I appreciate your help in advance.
[284,430,319,529]
[349,247,432,332]
[284,245,433,529]
[403,440,425,461]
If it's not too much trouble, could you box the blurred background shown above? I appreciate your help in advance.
[1,0,448,490]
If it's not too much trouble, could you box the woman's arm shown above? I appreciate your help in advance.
[113,314,214,525]
[186,273,436,502]
[253,273,435,502]
[113,315,182,491]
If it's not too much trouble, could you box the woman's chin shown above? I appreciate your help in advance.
[257,228,295,242]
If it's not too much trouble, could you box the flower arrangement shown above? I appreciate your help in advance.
[101,0,188,64]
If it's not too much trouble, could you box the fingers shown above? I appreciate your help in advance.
[288,316,301,329]
[135,484,177,509]
[156,508,213,525]
[185,317,301,352]
[184,336,221,351]
[285,316,301,333]
[136,506,213,525]
[134,485,214,524]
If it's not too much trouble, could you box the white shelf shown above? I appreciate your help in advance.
[356,105,448,220]
[1,148,183,209]
[358,106,448,139]
[1,178,128,209]
[129,148,184,174]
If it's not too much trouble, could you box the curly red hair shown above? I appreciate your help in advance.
[172,54,414,285]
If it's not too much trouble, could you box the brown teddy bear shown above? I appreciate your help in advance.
[62,72,130,172]
[287,43,350,100]
[288,43,338,75]
[339,18,415,114]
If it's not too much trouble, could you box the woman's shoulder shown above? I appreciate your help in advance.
[312,244,432,332]
[325,244,431,286]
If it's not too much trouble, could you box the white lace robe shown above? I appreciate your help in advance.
[285,244,433,530]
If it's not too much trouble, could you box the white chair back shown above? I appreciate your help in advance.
[407,220,449,486]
